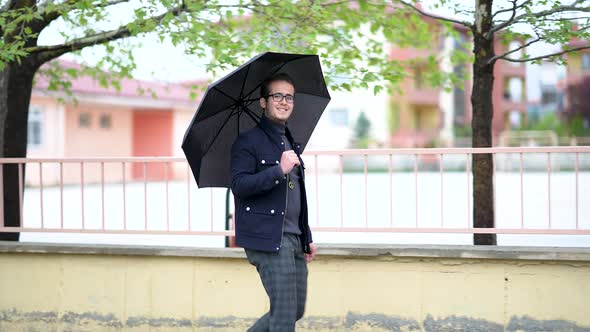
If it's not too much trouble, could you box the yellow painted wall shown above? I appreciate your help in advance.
[0,247,589,331]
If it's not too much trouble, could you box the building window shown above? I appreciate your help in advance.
[582,53,590,71]
[27,107,43,147]
[329,108,349,127]
[504,77,523,102]
[99,114,112,129]
[508,111,522,129]
[79,112,91,128]
[508,41,523,66]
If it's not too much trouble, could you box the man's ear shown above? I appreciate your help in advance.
[259,97,267,110]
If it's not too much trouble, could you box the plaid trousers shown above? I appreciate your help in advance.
[245,233,308,332]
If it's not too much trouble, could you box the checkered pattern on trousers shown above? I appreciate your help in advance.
[245,233,308,332]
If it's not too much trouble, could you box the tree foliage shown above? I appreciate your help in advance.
[2,0,590,244]
[0,0,433,94]
[391,0,590,245]
[0,0,443,241]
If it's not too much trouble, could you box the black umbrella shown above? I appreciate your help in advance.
[182,52,331,188]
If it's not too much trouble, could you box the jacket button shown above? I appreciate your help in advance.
[275,160,279,164]
[270,209,275,214]
[275,180,279,184]
[261,160,266,164]
[281,142,284,145]
[276,247,280,250]
[281,211,285,215]
[246,207,250,211]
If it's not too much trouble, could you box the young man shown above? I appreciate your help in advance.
[231,72,317,331]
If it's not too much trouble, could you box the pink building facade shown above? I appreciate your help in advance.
[564,39,590,113]
[388,19,527,147]
[492,38,527,138]
[26,60,203,185]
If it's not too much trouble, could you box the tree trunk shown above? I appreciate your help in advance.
[0,59,38,241]
[471,0,496,245]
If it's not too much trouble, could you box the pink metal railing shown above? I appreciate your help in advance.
[0,146,589,237]
[0,157,230,236]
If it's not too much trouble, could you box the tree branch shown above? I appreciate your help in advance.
[0,0,36,43]
[491,0,532,19]
[394,0,472,28]
[488,36,542,64]
[28,4,186,63]
[499,44,590,63]
[493,23,590,63]
[33,0,131,35]
[491,0,590,34]
[487,0,520,37]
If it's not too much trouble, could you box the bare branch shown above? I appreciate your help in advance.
[534,16,590,21]
[493,23,590,63]
[395,0,472,28]
[487,0,520,37]
[499,44,590,63]
[93,0,130,9]
[491,0,590,33]
[29,4,186,63]
[491,0,532,19]
[488,36,542,64]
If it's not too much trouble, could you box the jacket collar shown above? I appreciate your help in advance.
[259,116,305,169]
[262,115,286,135]
[259,115,296,150]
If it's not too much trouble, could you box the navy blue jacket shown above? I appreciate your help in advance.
[230,116,312,253]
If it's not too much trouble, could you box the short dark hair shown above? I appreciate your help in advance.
[260,72,295,99]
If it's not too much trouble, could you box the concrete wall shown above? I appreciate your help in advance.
[0,243,589,331]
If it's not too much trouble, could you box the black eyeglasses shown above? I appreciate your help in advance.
[267,93,294,103]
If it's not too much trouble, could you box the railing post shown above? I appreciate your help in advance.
[0,149,586,239]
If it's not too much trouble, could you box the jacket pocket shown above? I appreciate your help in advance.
[244,205,279,216]
[257,154,280,168]
[239,205,279,237]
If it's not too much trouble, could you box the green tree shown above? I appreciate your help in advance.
[2,1,590,245]
[525,112,568,136]
[353,111,371,148]
[392,0,590,245]
[0,0,431,240]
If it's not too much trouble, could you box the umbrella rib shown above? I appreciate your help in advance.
[238,63,252,101]
[241,58,301,100]
[201,105,259,160]
[203,108,240,158]
[212,86,239,104]
[243,107,261,122]
[241,65,285,99]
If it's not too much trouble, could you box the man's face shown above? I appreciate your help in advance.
[260,80,295,124]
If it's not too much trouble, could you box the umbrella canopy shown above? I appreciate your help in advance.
[182,52,331,188]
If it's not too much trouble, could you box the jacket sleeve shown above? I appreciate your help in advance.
[231,136,284,199]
